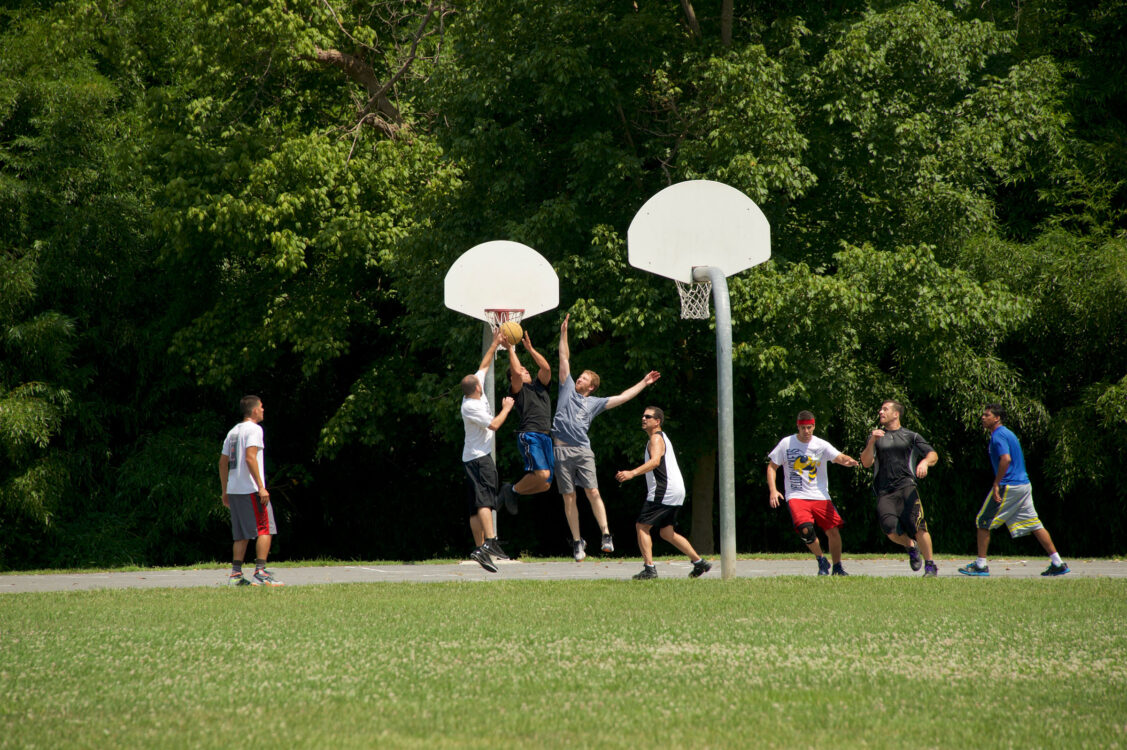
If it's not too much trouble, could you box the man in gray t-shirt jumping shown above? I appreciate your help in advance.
[551,313,660,561]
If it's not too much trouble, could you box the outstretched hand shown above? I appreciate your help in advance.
[643,371,661,386]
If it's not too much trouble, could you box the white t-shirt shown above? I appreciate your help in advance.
[461,370,495,462]
[768,435,841,500]
[222,420,265,495]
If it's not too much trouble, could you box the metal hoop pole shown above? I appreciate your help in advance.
[694,266,736,580]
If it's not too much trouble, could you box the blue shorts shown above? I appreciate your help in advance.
[518,432,554,482]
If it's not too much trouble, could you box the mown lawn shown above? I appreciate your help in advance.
[2,577,1125,749]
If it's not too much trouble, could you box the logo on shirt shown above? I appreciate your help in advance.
[786,449,819,490]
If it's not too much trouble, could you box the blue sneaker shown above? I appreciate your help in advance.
[816,556,831,576]
[832,563,849,576]
[1041,562,1070,577]
[958,562,990,577]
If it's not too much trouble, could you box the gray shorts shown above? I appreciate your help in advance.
[229,493,277,541]
[975,483,1043,538]
[553,444,598,494]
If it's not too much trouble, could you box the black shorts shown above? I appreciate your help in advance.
[876,484,928,539]
[463,455,499,517]
[636,501,681,530]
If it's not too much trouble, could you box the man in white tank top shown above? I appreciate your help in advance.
[615,407,711,580]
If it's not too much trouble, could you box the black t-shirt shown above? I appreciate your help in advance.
[511,378,552,434]
[872,428,935,495]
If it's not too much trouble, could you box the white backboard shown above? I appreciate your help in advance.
[444,241,559,322]
[627,180,771,283]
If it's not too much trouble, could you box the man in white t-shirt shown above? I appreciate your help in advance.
[218,395,282,586]
[767,410,859,576]
[460,328,516,573]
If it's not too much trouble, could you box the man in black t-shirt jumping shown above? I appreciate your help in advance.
[497,331,555,519]
[860,400,940,577]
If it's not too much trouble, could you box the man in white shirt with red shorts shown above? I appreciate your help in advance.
[767,410,859,576]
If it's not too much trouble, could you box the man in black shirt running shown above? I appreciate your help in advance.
[860,400,940,577]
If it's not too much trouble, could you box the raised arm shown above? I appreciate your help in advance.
[615,433,665,482]
[523,332,551,386]
[478,327,505,373]
[558,313,570,383]
[489,396,515,432]
[507,342,525,395]
[605,371,661,410]
[860,428,884,468]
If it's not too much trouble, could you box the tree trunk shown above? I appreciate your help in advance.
[680,0,702,39]
[721,0,733,47]
[690,449,716,554]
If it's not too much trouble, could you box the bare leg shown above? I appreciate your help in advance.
[803,537,825,558]
[562,492,581,540]
[1031,527,1058,556]
[514,469,551,495]
[659,525,701,562]
[826,527,843,565]
[636,523,654,565]
[915,530,934,560]
[976,528,991,558]
[583,487,610,535]
[469,508,494,548]
[886,531,915,549]
[255,534,271,562]
[233,539,249,566]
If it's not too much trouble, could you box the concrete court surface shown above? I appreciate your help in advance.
[2,557,1124,593]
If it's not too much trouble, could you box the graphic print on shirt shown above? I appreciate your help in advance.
[787,449,819,493]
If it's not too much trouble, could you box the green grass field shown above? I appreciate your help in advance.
[3,577,1125,749]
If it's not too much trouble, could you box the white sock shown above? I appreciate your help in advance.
[1050,553,1063,566]
[976,558,988,568]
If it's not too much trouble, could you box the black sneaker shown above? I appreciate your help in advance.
[817,556,831,576]
[832,563,849,576]
[469,546,498,573]
[600,533,615,553]
[484,537,510,560]
[908,545,923,572]
[571,537,587,562]
[499,483,518,515]
[689,559,712,578]
[633,565,658,580]
[1041,562,1070,577]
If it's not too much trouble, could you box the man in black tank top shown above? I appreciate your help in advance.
[860,400,940,577]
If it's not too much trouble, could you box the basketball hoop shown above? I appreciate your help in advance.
[676,280,711,319]
[485,308,524,348]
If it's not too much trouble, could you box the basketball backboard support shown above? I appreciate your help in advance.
[444,241,559,322]
[627,179,770,283]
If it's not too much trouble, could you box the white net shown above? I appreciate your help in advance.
[676,280,712,319]
[485,309,524,349]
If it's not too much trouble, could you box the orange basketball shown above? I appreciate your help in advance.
[499,320,523,347]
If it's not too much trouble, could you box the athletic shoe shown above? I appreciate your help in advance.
[469,546,498,573]
[689,559,712,578]
[251,569,284,587]
[908,546,923,572]
[832,563,849,576]
[958,562,990,577]
[484,537,510,561]
[817,556,831,576]
[571,537,587,562]
[228,572,250,586]
[1041,562,1070,577]
[923,561,938,577]
[600,533,615,553]
[633,565,658,580]
[499,483,518,515]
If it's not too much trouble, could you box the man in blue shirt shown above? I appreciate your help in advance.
[959,404,1070,577]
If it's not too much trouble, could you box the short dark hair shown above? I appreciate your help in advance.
[460,375,479,397]
[645,406,664,425]
[797,410,815,422]
[984,403,1006,422]
[240,395,261,418]
[884,400,905,419]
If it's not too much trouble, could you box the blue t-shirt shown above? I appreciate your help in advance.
[550,374,608,447]
[989,425,1029,485]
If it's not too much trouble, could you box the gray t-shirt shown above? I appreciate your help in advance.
[550,374,608,447]
[872,427,935,495]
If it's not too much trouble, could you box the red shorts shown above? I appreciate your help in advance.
[787,498,843,530]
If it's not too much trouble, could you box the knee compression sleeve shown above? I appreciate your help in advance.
[796,523,817,546]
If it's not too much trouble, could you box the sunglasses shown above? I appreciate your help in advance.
[642,414,658,420]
